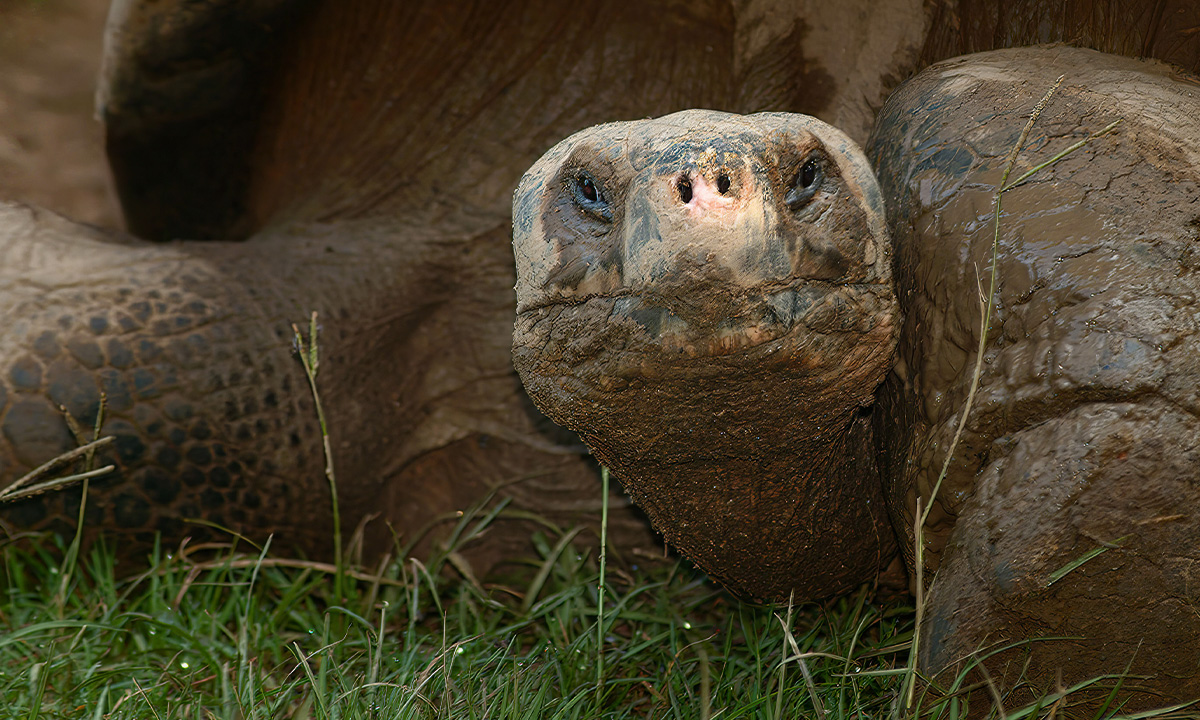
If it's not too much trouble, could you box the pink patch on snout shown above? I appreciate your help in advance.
[683,174,735,218]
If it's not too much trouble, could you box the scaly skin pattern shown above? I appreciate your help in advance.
[0,204,645,560]
[870,47,1200,700]
[513,110,900,600]
[0,205,322,544]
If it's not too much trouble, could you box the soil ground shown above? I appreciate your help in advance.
[0,0,118,228]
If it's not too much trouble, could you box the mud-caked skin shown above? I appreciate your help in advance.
[870,47,1200,700]
[513,110,901,600]
[514,48,1200,702]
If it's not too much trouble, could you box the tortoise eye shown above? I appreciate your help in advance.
[580,176,600,202]
[572,172,613,221]
[785,157,824,211]
[575,173,605,204]
[799,160,818,188]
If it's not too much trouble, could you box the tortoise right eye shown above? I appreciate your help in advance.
[572,172,613,221]
[580,176,599,202]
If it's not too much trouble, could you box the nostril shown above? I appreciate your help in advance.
[678,178,693,204]
[717,174,730,195]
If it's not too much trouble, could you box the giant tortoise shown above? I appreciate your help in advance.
[0,0,1198,703]
[513,46,1200,702]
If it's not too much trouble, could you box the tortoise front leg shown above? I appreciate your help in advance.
[921,399,1200,704]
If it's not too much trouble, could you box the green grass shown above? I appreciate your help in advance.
[3,298,920,719]
[7,510,1194,718]
[1,519,916,719]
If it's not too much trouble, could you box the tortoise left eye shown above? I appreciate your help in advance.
[580,176,600,202]
[785,156,824,210]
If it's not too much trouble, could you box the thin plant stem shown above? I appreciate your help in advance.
[293,311,344,606]
[774,602,789,719]
[596,465,610,704]
[906,75,1123,713]
[2,466,115,503]
[0,436,114,501]
[56,394,107,614]
[919,74,1064,531]
[1002,119,1123,193]
[906,76,1064,711]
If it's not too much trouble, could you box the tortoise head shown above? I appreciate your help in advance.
[512,110,900,600]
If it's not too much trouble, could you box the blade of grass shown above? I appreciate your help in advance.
[595,465,611,705]
[56,395,107,615]
[1045,535,1129,587]
[522,527,584,614]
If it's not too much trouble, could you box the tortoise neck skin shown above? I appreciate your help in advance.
[513,111,901,600]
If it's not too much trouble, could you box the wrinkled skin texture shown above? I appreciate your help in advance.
[871,46,1200,701]
[512,111,899,599]
[515,47,1200,703]
[0,1,1198,699]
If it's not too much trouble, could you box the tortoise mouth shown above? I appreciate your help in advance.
[516,278,883,365]
[611,283,836,358]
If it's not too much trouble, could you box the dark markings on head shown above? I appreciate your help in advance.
[514,111,887,337]
[542,144,626,292]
